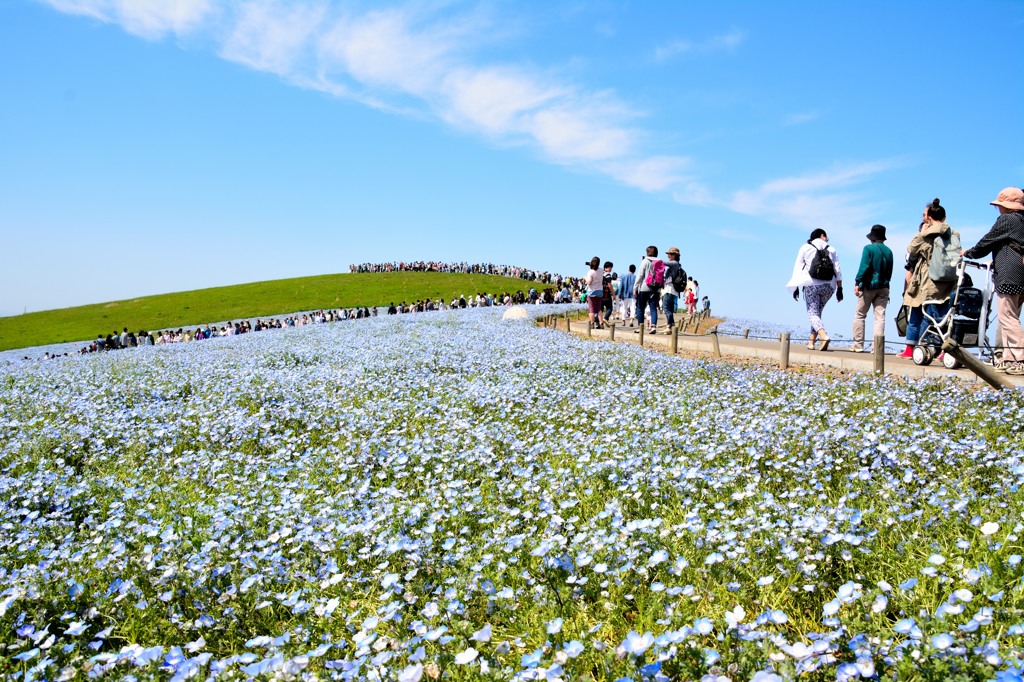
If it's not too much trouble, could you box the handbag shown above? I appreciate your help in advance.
[895,305,909,337]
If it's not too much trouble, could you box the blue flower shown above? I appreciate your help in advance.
[622,631,654,656]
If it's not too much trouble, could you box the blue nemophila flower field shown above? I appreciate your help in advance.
[2,307,1024,681]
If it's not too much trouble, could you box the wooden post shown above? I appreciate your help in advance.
[942,339,1012,390]
[873,334,885,375]
[711,326,721,358]
[743,328,750,339]
[587,321,593,337]
[670,326,678,354]
[780,332,791,370]
[691,319,700,334]
[609,323,615,341]
[638,325,645,346]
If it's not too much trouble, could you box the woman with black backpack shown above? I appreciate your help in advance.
[787,228,843,351]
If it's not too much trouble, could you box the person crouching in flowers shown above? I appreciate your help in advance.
[787,228,843,351]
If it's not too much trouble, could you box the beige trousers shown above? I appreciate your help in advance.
[997,293,1024,362]
[853,287,890,346]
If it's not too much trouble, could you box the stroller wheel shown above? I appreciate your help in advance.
[912,345,933,366]
[942,352,960,370]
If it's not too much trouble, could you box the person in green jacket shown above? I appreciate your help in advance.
[851,224,894,352]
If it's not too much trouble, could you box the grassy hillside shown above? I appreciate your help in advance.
[0,272,544,351]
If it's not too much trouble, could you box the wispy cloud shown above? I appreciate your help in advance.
[725,160,903,250]
[220,2,327,77]
[783,111,820,126]
[603,156,691,192]
[654,29,745,62]
[714,228,761,242]
[43,0,216,40]
[41,0,691,194]
[752,161,896,198]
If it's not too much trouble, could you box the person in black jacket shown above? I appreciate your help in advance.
[962,187,1024,373]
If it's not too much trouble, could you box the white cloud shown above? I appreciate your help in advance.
[673,182,714,207]
[317,6,483,97]
[604,156,691,192]
[440,66,565,136]
[220,2,327,77]
[529,101,635,162]
[654,28,745,62]
[784,111,820,126]
[37,1,738,199]
[725,160,903,254]
[715,229,761,242]
[42,0,215,39]
[752,161,898,198]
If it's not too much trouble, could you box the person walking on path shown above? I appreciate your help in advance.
[585,256,605,329]
[661,247,684,331]
[634,246,664,334]
[602,261,616,324]
[851,224,894,352]
[900,199,958,358]
[962,187,1024,373]
[684,278,697,315]
[618,265,637,326]
[787,228,843,350]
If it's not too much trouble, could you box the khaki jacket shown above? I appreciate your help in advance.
[903,222,956,307]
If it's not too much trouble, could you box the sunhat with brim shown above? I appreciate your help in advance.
[866,224,887,242]
[990,187,1024,211]
[666,247,680,256]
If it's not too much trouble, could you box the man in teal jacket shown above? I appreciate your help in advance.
[851,224,894,352]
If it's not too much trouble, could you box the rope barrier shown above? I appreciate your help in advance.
[571,322,1010,354]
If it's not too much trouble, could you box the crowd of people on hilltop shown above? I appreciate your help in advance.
[21,254,712,361]
[350,261,565,285]
[75,308,376,355]
[785,185,1024,374]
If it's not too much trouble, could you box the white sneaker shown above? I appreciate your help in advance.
[850,345,865,353]
[1007,362,1024,376]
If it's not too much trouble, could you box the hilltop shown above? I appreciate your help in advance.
[0,272,542,351]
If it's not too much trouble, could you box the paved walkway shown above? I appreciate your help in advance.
[556,317,1021,388]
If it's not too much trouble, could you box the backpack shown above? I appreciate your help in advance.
[671,264,687,292]
[928,228,962,282]
[645,258,665,287]
[807,242,835,281]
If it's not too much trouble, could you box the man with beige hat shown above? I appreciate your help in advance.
[962,187,1024,373]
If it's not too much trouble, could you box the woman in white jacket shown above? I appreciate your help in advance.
[786,228,843,350]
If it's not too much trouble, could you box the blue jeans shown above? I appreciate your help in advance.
[905,301,951,345]
[662,293,678,328]
[637,290,658,328]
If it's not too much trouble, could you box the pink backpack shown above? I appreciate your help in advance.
[644,258,665,287]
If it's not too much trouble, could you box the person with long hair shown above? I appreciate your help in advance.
[584,256,605,329]
[900,199,958,357]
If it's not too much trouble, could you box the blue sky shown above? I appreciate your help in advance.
[2,1,1023,338]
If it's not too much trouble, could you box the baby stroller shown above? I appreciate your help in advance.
[912,259,994,368]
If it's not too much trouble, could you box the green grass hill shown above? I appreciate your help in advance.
[0,272,547,352]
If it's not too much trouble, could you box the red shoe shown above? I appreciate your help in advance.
[898,345,914,358]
